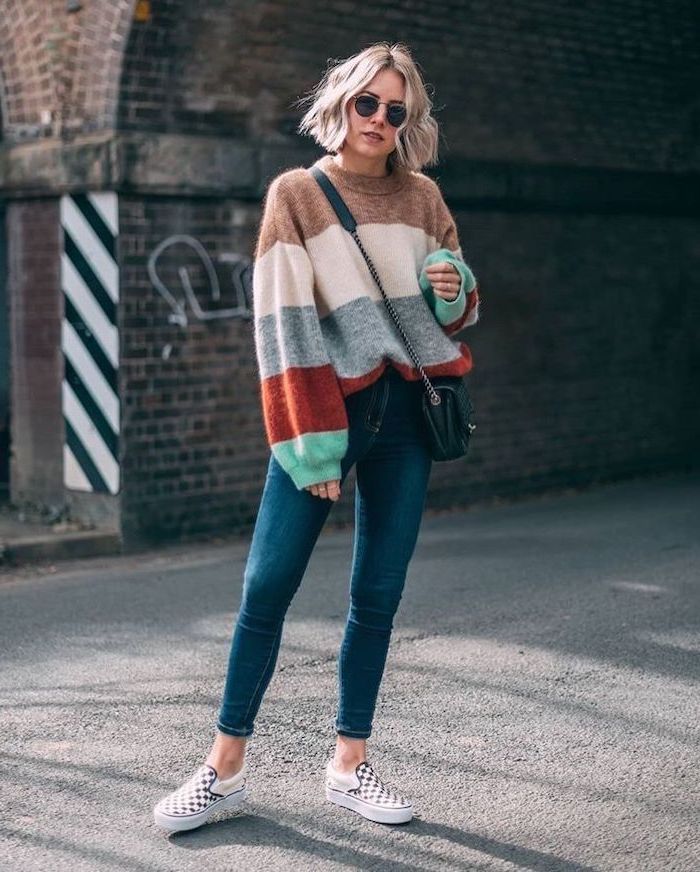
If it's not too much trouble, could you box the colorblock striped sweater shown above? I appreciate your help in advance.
[252,153,481,490]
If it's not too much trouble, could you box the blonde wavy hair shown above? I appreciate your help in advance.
[294,42,440,173]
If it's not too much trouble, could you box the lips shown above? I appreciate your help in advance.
[363,132,383,142]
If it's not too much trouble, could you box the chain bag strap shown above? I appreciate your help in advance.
[309,165,476,461]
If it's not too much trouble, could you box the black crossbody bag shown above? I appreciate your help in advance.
[309,166,476,462]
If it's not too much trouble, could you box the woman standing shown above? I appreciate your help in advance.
[154,41,480,832]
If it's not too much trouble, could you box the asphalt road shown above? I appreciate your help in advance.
[1,470,698,871]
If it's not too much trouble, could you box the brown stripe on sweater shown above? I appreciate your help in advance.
[255,156,457,261]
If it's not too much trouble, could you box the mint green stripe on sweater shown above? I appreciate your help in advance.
[419,248,476,327]
[271,429,349,490]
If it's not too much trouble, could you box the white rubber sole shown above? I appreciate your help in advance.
[154,784,248,833]
[325,785,413,824]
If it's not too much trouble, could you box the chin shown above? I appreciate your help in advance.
[355,137,391,157]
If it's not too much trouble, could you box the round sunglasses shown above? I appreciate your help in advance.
[353,94,407,128]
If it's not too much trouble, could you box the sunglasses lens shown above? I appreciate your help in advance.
[355,95,378,117]
[387,106,406,127]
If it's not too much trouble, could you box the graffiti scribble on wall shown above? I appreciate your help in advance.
[147,234,253,327]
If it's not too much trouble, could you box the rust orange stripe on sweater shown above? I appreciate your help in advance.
[261,365,349,443]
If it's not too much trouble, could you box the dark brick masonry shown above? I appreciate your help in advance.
[118,196,266,544]
[115,194,700,544]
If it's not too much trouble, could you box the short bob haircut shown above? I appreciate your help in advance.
[295,42,440,173]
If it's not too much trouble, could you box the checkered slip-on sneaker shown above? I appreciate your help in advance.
[153,762,247,833]
[325,759,413,824]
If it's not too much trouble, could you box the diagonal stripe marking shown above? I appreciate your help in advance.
[65,419,109,493]
[62,253,118,368]
[63,443,93,492]
[63,381,119,494]
[62,320,119,432]
[87,191,118,237]
[61,196,118,302]
[72,193,116,259]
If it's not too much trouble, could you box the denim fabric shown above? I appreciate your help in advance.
[216,365,432,739]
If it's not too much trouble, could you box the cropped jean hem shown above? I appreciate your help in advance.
[336,727,372,739]
[217,720,254,738]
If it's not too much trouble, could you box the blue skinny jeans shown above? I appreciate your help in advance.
[216,365,433,739]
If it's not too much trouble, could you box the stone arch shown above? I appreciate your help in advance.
[115,1,311,138]
[70,0,137,134]
[0,1,138,142]
[0,2,57,140]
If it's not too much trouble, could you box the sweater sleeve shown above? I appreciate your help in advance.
[252,175,349,490]
[418,183,480,337]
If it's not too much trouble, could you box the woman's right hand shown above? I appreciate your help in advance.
[305,479,342,501]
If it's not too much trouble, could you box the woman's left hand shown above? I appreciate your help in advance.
[424,262,461,301]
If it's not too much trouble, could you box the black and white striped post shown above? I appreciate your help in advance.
[60,192,120,495]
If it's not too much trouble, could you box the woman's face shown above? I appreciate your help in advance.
[343,68,407,162]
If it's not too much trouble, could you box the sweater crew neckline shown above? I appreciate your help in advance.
[314,153,409,196]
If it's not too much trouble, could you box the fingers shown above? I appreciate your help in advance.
[430,278,461,300]
[432,282,460,298]
[425,263,460,300]
[305,479,342,501]
[425,263,459,280]
[427,273,460,288]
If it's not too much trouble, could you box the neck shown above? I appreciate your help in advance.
[332,149,391,178]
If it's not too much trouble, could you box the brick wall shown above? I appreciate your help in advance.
[430,207,700,506]
[117,190,700,542]
[2,2,698,169]
[116,0,700,173]
[118,195,267,544]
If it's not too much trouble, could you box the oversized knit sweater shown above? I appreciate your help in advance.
[252,152,480,490]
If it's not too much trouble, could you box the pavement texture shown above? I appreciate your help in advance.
[0,470,698,872]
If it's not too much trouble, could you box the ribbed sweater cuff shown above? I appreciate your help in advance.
[434,284,467,324]
[286,458,343,490]
[419,249,476,326]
